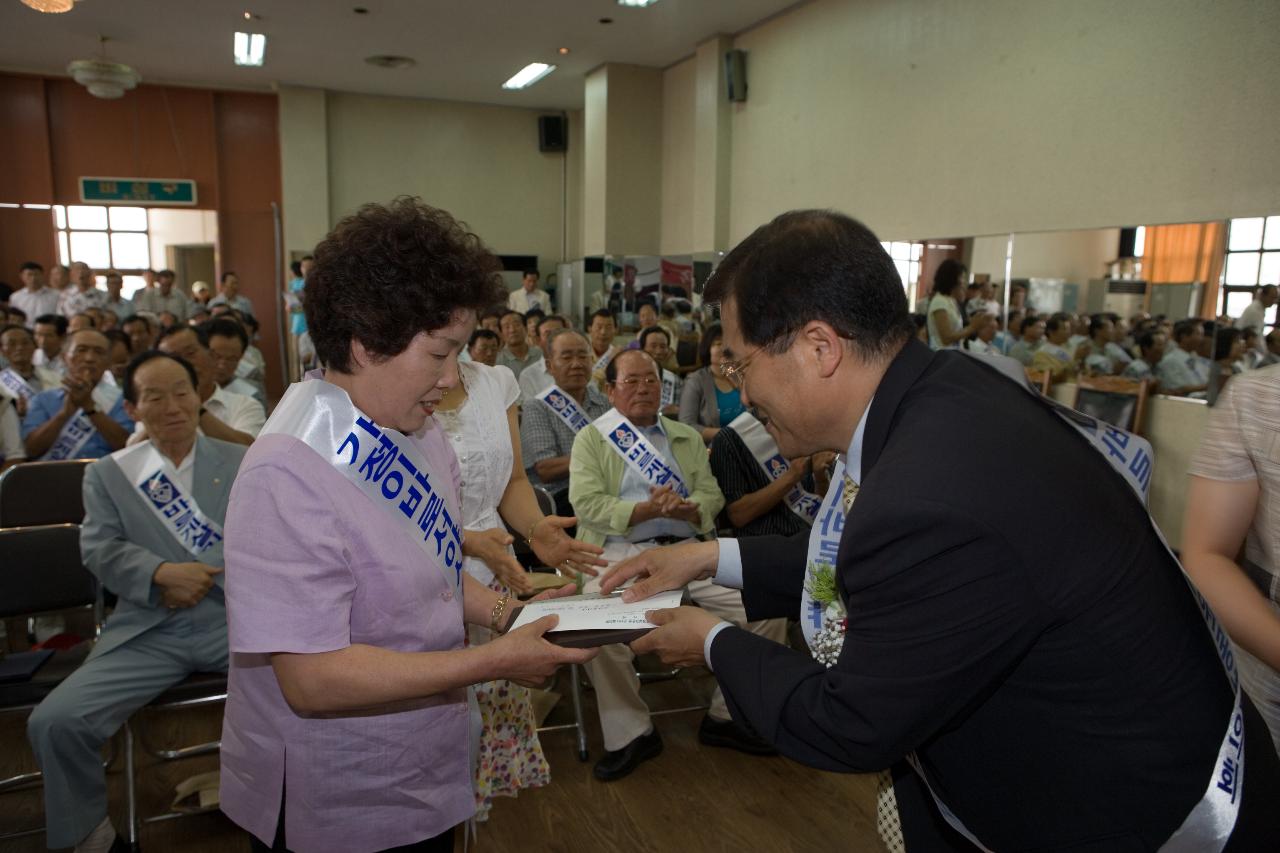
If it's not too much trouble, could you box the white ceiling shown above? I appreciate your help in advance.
[0,0,799,109]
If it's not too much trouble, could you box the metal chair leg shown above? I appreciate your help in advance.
[124,721,139,851]
[570,664,589,762]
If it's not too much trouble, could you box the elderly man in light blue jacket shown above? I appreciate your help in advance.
[27,350,246,853]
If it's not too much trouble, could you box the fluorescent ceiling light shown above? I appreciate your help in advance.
[502,63,555,90]
[617,0,661,6]
[234,32,266,67]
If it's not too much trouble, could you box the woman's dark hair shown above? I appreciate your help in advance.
[704,210,914,360]
[305,196,504,372]
[468,328,500,348]
[1213,327,1241,361]
[698,322,723,368]
[122,351,198,405]
[932,259,969,298]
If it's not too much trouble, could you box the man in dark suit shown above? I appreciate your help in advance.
[603,210,1279,851]
[27,351,246,853]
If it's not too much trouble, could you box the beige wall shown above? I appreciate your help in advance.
[278,86,330,257]
[660,57,696,255]
[318,91,569,273]
[726,0,1280,244]
[971,228,1121,286]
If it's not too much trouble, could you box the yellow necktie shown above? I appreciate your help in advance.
[841,473,859,515]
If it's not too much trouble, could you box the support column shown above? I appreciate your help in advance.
[693,36,733,253]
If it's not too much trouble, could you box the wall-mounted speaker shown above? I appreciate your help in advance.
[538,115,567,152]
[725,49,747,102]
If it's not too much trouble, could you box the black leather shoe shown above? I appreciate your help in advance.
[698,715,777,756]
[593,728,664,781]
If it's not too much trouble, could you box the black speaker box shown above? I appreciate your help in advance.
[538,115,567,152]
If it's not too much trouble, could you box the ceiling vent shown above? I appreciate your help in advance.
[364,55,416,69]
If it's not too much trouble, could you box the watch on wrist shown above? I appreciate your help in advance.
[81,407,96,416]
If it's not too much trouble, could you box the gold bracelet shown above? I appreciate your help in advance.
[490,592,511,634]
[526,517,542,542]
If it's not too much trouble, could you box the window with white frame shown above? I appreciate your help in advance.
[53,204,151,298]
[881,241,923,293]
[1219,215,1280,333]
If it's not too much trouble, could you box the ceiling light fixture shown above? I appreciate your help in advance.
[233,31,266,67]
[617,0,660,7]
[21,0,75,12]
[502,62,555,90]
[67,35,140,99]
[557,47,570,55]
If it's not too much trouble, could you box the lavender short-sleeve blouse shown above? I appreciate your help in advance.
[219,412,472,852]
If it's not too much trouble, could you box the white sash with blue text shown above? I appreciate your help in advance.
[593,408,690,498]
[728,411,822,526]
[591,345,618,379]
[801,456,847,651]
[43,382,120,461]
[260,377,465,594]
[112,441,223,558]
[535,384,592,434]
[660,369,680,408]
[897,350,1244,853]
[0,368,36,403]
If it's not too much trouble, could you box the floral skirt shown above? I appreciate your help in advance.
[468,579,551,821]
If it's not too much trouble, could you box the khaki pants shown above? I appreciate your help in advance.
[583,539,786,751]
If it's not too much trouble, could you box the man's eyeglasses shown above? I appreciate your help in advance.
[720,346,763,389]
[615,375,660,388]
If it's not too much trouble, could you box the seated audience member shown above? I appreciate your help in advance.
[1239,329,1263,370]
[507,268,550,314]
[517,314,567,403]
[586,309,622,391]
[679,323,743,444]
[68,312,97,333]
[189,308,212,326]
[0,323,62,416]
[1009,316,1045,365]
[994,309,1021,354]
[1110,314,1135,359]
[638,326,682,416]
[57,262,108,317]
[520,328,611,516]
[27,350,245,853]
[1031,313,1080,381]
[524,307,547,344]
[1065,313,1090,357]
[33,313,69,374]
[10,261,61,322]
[0,394,23,470]
[103,270,133,320]
[122,313,159,355]
[656,302,682,342]
[1259,330,1280,367]
[635,301,660,334]
[133,269,193,322]
[105,329,132,386]
[204,318,266,406]
[1156,319,1210,397]
[151,324,264,444]
[966,278,1001,318]
[1183,363,1280,754]
[6,306,29,328]
[1082,314,1118,375]
[480,306,504,334]
[227,310,267,389]
[964,312,998,354]
[496,310,543,379]
[209,271,255,316]
[1207,326,1246,405]
[710,409,830,539]
[22,329,133,460]
[927,260,983,350]
[1123,330,1166,384]
[467,328,500,366]
[568,350,784,780]
[158,310,179,329]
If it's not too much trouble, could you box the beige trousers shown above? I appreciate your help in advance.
[583,539,787,751]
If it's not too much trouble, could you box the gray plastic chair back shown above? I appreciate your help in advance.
[531,483,556,517]
[0,459,92,527]
[0,524,96,618]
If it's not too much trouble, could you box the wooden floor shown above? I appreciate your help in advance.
[0,664,885,852]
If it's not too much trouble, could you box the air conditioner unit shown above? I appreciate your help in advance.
[1088,278,1147,317]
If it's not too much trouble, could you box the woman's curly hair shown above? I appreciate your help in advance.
[305,196,505,372]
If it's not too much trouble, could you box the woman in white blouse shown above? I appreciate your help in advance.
[927,259,984,350]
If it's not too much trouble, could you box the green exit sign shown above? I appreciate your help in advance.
[79,177,198,206]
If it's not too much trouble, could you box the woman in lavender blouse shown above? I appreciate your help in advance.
[219,198,596,853]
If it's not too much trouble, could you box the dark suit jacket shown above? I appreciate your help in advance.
[709,339,1279,852]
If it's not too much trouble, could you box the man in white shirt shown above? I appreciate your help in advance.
[147,325,264,444]
[57,262,108,317]
[102,270,134,320]
[1123,330,1166,385]
[507,268,551,314]
[1235,285,1277,348]
[32,314,69,375]
[965,279,1001,319]
[10,262,61,324]
[517,314,567,403]
[203,317,266,405]
[132,269,194,322]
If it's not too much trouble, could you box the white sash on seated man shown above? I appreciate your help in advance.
[44,381,121,461]
[0,367,38,403]
[727,410,822,525]
[594,407,690,502]
[536,384,593,434]
[112,440,225,559]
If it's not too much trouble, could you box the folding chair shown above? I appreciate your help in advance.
[1025,368,1052,394]
[0,459,93,527]
[0,524,102,842]
[1072,375,1150,435]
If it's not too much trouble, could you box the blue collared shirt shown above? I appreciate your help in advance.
[702,401,872,667]
[21,387,134,459]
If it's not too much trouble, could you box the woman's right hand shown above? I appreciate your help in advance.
[487,614,598,687]
[463,527,533,595]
